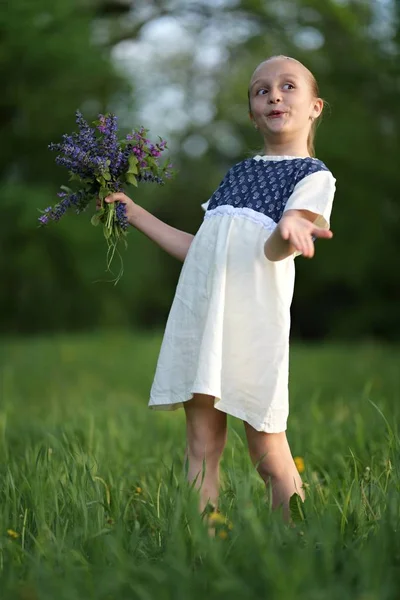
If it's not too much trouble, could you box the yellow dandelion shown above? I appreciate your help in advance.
[135,487,142,495]
[294,456,305,473]
[207,511,226,526]
[7,529,19,539]
[218,530,228,540]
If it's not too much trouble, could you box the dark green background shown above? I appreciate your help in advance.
[2,0,399,339]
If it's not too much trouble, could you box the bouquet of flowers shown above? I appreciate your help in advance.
[39,110,173,282]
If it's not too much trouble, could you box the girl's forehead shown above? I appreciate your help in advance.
[250,59,307,85]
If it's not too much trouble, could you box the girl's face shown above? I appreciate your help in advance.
[248,58,323,144]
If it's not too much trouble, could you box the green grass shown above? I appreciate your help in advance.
[0,332,399,599]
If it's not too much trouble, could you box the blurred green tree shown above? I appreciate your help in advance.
[0,0,131,333]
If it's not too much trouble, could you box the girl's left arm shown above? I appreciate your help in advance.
[264,210,332,261]
[264,170,336,262]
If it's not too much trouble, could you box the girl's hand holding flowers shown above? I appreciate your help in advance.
[39,111,174,282]
[279,212,333,258]
[97,192,138,225]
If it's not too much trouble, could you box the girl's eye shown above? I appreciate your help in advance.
[256,88,268,96]
[283,83,295,90]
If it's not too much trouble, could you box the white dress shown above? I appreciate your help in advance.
[148,155,336,432]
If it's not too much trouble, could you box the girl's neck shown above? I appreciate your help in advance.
[262,139,310,158]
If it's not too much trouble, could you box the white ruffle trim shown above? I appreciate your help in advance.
[204,204,278,232]
[253,154,307,161]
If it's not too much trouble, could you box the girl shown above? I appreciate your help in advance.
[105,55,336,522]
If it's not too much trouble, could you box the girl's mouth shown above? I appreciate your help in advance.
[267,111,285,119]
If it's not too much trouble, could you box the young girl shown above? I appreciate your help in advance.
[105,55,336,522]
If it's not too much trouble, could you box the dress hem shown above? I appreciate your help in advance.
[149,389,287,433]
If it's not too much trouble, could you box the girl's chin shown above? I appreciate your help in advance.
[262,125,288,136]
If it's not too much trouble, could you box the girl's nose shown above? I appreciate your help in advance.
[268,88,282,103]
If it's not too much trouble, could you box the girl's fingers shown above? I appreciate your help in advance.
[302,238,312,257]
[290,232,303,253]
[299,231,310,256]
[313,226,333,239]
[280,224,289,240]
[291,230,314,257]
[298,234,308,256]
[105,193,126,203]
[304,236,314,258]
[285,220,332,257]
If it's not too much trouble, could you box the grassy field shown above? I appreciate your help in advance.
[0,332,399,599]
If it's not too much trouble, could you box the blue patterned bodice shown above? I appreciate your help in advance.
[207,157,329,225]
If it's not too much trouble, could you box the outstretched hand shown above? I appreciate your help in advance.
[279,214,333,258]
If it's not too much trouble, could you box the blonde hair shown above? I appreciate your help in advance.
[247,55,324,157]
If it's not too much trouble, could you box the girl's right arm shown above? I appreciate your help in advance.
[104,193,194,262]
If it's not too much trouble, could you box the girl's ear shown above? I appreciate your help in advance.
[311,97,324,119]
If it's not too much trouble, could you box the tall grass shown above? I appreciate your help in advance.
[0,333,399,599]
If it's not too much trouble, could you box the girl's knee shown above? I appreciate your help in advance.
[185,395,227,463]
[255,454,292,482]
[245,428,294,482]
[187,428,227,463]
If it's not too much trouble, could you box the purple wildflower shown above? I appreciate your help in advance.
[97,113,119,175]
[75,111,97,153]
[115,201,129,230]
[137,172,164,184]
[111,144,134,178]
[38,190,87,225]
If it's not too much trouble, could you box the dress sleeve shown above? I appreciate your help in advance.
[201,200,210,212]
[283,170,336,229]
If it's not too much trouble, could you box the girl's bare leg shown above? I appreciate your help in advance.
[184,394,227,512]
[244,422,305,522]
